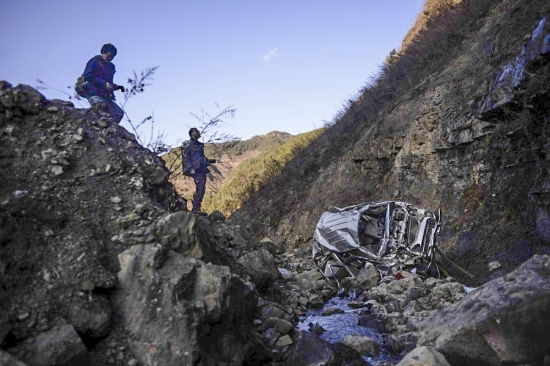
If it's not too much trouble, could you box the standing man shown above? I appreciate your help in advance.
[83,43,125,123]
[181,128,216,215]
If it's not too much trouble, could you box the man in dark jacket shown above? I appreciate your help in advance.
[181,127,215,214]
[83,43,124,123]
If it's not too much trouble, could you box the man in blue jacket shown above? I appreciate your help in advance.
[181,127,215,214]
[83,43,124,123]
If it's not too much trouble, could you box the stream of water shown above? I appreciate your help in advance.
[297,296,403,364]
[297,284,478,364]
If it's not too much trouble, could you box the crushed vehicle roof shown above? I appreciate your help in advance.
[312,201,444,286]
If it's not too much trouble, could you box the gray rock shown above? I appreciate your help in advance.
[68,295,112,339]
[358,312,386,333]
[13,85,45,115]
[308,294,324,309]
[385,299,402,313]
[155,211,199,254]
[404,286,428,306]
[387,332,418,355]
[283,330,366,366]
[278,267,293,279]
[396,346,451,366]
[0,350,28,366]
[283,331,335,366]
[430,281,463,302]
[237,248,281,289]
[275,335,293,348]
[7,324,88,366]
[146,165,170,185]
[357,263,379,289]
[265,317,295,335]
[343,334,380,357]
[113,244,257,366]
[260,303,288,321]
[387,279,404,294]
[418,255,550,366]
[292,268,325,291]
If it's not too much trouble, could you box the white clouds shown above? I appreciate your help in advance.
[261,47,279,62]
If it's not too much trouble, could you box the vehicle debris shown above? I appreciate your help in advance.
[312,201,446,287]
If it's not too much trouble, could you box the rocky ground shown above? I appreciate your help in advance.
[1,82,550,366]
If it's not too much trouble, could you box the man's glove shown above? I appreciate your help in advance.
[116,85,125,92]
[208,159,216,164]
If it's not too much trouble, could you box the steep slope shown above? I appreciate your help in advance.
[233,0,550,285]
[0,84,290,365]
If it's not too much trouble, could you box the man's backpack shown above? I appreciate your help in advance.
[75,76,88,98]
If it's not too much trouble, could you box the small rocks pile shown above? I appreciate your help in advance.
[255,251,550,366]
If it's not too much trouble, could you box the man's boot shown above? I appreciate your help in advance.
[191,205,207,216]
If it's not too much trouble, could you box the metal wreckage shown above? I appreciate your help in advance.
[312,201,466,287]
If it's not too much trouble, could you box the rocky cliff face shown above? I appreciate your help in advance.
[234,0,550,286]
[0,83,293,365]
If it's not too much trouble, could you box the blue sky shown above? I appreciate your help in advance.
[1,0,424,146]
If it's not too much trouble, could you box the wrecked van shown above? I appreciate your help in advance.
[312,201,443,287]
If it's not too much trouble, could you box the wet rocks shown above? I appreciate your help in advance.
[282,330,367,366]
[343,334,381,357]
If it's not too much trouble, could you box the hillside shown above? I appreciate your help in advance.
[232,0,550,285]
[201,129,324,215]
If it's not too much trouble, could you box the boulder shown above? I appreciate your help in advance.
[260,302,289,321]
[282,330,366,366]
[146,165,169,185]
[265,317,295,336]
[6,325,88,366]
[396,346,451,366]
[68,295,112,340]
[113,244,257,366]
[155,211,200,254]
[386,332,418,355]
[155,211,231,266]
[356,263,379,289]
[237,248,281,289]
[0,350,27,366]
[342,334,380,357]
[291,268,325,291]
[418,255,550,366]
[13,85,45,115]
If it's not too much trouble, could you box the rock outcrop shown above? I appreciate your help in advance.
[417,254,550,365]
